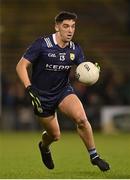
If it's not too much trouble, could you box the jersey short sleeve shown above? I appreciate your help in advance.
[23,37,42,63]
[74,43,85,65]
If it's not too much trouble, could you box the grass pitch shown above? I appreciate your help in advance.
[0,131,130,179]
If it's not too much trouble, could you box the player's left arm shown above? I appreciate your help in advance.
[74,44,85,65]
[74,44,100,71]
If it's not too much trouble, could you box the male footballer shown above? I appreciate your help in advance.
[16,11,110,171]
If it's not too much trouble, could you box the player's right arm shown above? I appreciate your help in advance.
[16,57,43,114]
[16,37,42,87]
[16,57,31,88]
[16,37,42,88]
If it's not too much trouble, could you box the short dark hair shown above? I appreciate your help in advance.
[55,11,77,23]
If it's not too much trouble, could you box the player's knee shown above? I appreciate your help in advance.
[74,112,88,129]
[51,132,60,141]
[76,118,88,129]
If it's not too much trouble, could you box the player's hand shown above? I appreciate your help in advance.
[95,62,100,72]
[26,85,43,114]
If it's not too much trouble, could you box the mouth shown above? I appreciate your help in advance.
[67,34,72,39]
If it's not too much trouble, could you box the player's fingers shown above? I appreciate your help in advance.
[95,63,100,72]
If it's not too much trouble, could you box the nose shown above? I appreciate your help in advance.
[68,27,73,33]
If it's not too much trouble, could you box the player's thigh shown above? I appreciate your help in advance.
[38,113,60,138]
[58,94,87,123]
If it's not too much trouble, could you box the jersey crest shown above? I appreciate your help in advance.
[70,53,75,61]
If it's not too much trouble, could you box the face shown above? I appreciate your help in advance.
[55,19,76,43]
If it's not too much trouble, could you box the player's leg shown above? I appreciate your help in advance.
[58,94,110,171]
[38,113,60,147]
[38,113,60,169]
[59,94,95,149]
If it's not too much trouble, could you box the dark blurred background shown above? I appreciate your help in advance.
[1,0,130,132]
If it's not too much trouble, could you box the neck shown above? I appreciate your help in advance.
[55,32,69,48]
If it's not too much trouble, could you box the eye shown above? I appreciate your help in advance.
[72,24,75,29]
[63,24,69,28]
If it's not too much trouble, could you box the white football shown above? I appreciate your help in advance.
[75,62,100,85]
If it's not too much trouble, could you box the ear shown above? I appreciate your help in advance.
[55,24,59,32]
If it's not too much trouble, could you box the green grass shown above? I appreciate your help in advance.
[0,131,130,179]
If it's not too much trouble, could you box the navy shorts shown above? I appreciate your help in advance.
[34,85,75,117]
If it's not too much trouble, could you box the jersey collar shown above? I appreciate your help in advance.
[52,33,57,45]
[52,33,71,49]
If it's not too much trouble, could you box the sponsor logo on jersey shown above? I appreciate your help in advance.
[45,64,71,71]
[70,53,75,61]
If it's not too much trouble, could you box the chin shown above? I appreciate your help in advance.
[63,40,69,44]
[66,38,72,42]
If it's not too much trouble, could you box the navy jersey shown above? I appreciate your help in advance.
[23,34,85,96]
